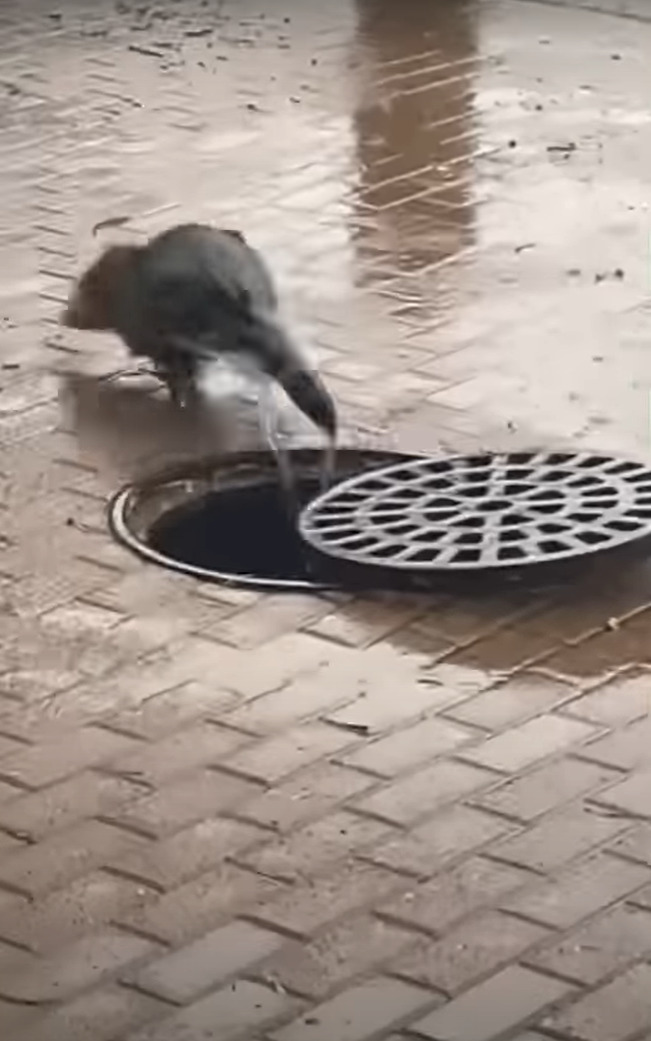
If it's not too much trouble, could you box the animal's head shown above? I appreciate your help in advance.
[61,245,140,331]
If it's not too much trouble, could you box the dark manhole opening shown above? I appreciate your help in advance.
[108,448,416,592]
[148,479,323,583]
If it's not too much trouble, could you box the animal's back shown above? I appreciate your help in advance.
[142,224,277,314]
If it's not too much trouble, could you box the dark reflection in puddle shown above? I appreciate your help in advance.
[352,0,479,302]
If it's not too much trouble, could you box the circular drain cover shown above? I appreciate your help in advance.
[298,451,651,572]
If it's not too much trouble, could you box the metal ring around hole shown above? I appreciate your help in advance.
[107,448,419,592]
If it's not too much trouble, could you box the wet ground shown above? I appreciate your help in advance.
[1,0,651,1038]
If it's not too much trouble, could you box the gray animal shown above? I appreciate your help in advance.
[62,223,337,437]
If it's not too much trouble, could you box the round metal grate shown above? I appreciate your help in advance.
[298,451,651,572]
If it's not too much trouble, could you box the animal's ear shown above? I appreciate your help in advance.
[222,228,246,243]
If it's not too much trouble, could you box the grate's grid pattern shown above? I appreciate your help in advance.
[298,452,651,571]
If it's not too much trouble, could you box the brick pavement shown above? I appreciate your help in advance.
[1,0,651,1038]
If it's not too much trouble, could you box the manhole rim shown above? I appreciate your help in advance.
[298,448,651,573]
[107,447,420,592]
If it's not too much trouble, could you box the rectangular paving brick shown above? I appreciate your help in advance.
[262,915,416,998]
[339,716,474,777]
[0,819,148,897]
[106,817,264,892]
[459,715,597,773]
[473,758,620,821]
[223,667,355,733]
[378,856,532,935]
[544,963,651,1041]
[500,854,651,928]
[42,599,124,633]
[234,761,372,832]
[0,726,139,788]
[128,920,283,1004]
[445,625,558,674]
[11,984,163,1041]
[0,770,146,840]
[222,722,357,784]
[125,636,314,707]
[324,675,451,731]
[116,863,284,946]
[526,902,651,984]
[564,670,651,726]
[103,722,251,788]
[0,830,23,856]
[210,633,338,699]
[237,811,392,883]
[423,663,493,697]
[363,806,511,878]
[629,883,651,909]
[0,779,23,802]
[579,716,651,770]
[127,980,296,1041]
[0,732,29,758]
[0,871,156,953]
[0,932,158,1005]
[272,977,436,1041]
[488,802,629,873]
[611,825,651,866]
[392,910,549,995]
[409,599,522,645]
[354,759,494,825]
[593,768,651,819]
[410,966,572,1041]
[98,681,239,740]
[203,593,331,649]
[304,599,424,648]
[444,675,572,731]
[13,666,184,738]
[103,769,259,838]
[255,859,403,938]
[0,939,37,989]
[0,998,49,1041]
